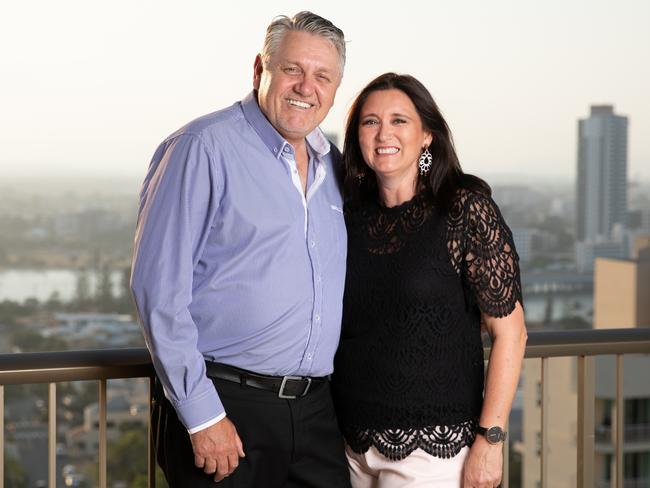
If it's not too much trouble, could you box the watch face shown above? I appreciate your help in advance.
[486,426,505,444]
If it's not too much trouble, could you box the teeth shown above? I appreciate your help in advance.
[288,99,311,109]
[376,147,399,154]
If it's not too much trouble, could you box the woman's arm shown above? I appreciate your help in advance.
[463,302,527,488]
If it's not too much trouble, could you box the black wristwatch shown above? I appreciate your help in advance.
[476,425,507,444]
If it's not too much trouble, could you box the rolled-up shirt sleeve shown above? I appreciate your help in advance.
[131,133,224,430]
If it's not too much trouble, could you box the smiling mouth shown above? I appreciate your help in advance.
[376,147,400,155]
[287,99,313,109]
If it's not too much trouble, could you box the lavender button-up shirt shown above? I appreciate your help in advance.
[131,92,347,431]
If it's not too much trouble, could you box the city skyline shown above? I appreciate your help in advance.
[1,0,649,182]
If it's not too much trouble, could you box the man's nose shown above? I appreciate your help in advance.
[294,75,315,97]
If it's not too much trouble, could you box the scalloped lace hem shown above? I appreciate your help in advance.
[345,419,477,461]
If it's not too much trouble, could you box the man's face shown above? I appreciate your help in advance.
[254,30,342,146]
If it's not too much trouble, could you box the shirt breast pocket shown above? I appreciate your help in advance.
[323,203,347,264]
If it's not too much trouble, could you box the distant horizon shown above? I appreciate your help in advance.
[3,171,650,192]
[3,159,648,185]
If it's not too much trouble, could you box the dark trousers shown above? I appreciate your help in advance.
[152,376,352,488]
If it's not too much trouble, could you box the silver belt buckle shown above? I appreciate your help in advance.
[278,375,312,399]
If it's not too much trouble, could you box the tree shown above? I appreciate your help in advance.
[115,266,136,314]
[0,299,26,327]
[119,267,131,301]
[131,470,168,488]
[96,264,114,312]
[543,293,553,324]
[104,425,168,487]
[45,290,63,311]
[74,269,91,309]
[11,329,67,352]
[5,455,28,488]
[108,427,147,486]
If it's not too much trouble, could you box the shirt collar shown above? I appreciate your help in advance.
[241,91,331,160]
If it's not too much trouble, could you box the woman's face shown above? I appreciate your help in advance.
[358,89,432,183]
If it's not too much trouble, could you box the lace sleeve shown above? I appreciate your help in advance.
[448,190,523,318]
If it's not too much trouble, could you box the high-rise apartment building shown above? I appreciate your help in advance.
[576,105,628,242]
[575,105,629,271]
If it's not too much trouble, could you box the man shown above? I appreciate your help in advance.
[130,12,350,488]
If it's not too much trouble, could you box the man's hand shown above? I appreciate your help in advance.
[190,417,245,482]
[462,435,503,488]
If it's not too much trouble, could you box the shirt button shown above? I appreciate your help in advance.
[315,314,321,322]
[316,275,322,283]
[310,241,316,248]
[307,353,313,360]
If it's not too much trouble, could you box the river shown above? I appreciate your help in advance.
[0,269,124,303]
[0,269,593,323]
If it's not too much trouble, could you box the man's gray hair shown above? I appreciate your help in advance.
[261,11,346,76]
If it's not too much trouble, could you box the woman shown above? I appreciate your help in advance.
[331,73,527,488]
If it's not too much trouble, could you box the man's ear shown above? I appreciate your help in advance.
[253,54,263,90]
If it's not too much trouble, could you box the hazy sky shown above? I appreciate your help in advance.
[1,0,648,183]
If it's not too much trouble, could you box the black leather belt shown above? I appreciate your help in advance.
[205,361,327,399]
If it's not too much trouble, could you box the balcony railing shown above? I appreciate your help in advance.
[624,479,650,488]
[597,478,650,488]
[0,348,153,488]
[1,328,649,488]
[596,424,650,444]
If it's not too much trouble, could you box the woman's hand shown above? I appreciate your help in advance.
[462,435,503,488]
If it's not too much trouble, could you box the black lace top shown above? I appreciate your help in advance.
[331,189,522,461]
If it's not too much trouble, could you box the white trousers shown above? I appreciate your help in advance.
[346,444,469,488]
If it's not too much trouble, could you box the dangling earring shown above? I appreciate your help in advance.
[356,171,366,185]
[418,147,432,175]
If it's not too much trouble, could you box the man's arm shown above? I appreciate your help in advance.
[131,133,244,480]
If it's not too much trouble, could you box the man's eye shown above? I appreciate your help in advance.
[284,67,300,74]
[317,74,331,83]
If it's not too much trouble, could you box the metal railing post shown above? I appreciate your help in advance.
[615,355,624,488]
[502,418,510,488]
[540,357,549,488]
[149,376,156,488]
[48,383,56,488]
[577,355,595,488]
[0,384,4,488]
[99,379,107,488]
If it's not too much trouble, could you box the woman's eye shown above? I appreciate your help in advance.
[393,118,406,124]
[361,119,378,126]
